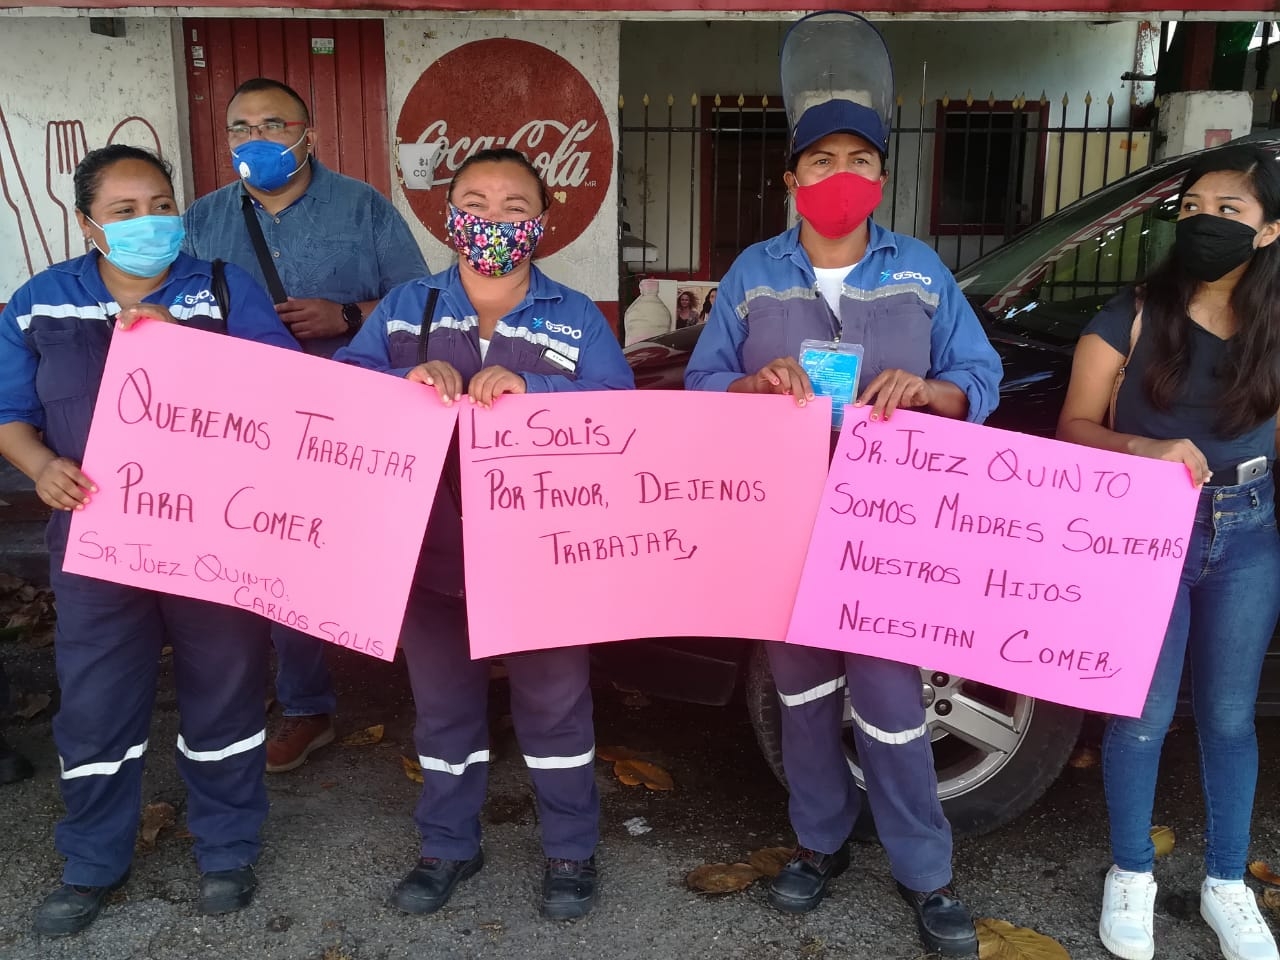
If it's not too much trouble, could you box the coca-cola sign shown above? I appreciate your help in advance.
[396,39,614,258]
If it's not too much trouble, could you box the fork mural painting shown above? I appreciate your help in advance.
[0,103,165,299]
[0,18,180,303]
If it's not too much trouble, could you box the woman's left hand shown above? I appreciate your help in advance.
[855,369,933,421]
[116,303,178,331]
[468,366,527,408]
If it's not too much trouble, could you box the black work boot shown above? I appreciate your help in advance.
[33,872,129,937]
[767,844,851,913]
[199,865,257,915]
[391,852,484,915]
[541,856,598,920]
[897,882,979,957]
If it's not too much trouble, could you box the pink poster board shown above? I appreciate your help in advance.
[63,321,458,661]
[786,407,1200,716]
[459,391,832,658]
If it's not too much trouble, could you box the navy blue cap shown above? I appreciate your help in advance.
[790,99,889,158]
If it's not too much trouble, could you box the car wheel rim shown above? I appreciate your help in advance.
[841,668,1033,801]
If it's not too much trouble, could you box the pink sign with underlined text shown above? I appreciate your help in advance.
[459,391,832,658]
[786,406,1200,716]
[63,320,458,661]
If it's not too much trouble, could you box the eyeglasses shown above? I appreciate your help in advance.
[226,120,307,142]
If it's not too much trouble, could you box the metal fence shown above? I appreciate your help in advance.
[617,90,1160,306]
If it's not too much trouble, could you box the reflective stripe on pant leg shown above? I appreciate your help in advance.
[767,642,860,853]
[508,647,598,860]
[164,595,268,874]
[50,565,163,887]
[402,586,491,860]
[845,653,952,892]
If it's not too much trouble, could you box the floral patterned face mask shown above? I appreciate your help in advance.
[446,203,545,277]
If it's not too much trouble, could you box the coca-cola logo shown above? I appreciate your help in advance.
[396,39,614,258]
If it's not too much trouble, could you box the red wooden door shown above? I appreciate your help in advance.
[183,18,390,199]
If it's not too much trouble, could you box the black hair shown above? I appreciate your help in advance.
[1139,144,1280,437]
[74,145,174,216]
[230,77,311,124]
[447,148,551,214]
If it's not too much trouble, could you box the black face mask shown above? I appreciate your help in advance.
[1175,214,1258,282]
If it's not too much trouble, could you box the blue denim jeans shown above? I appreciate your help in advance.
[1103,472,1280,879]
[271,625,337,717]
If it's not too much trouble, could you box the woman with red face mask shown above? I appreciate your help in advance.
[685,13,1001,958]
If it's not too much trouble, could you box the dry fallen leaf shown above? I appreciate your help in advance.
[26,628,54,649]
[338,724,384,747]
[1067,746,1100,769]
[615,766,643,787]
[137,801,176,850]
[1261,888,1280,915]
[596,745,638,762]
[12,691,51,719]
[1151,825,1175,858]
[400,755,424,784]
[976,918,1071,960]
[748,846,794,878]
[1250,861,1280,886]
[685,862,762,894]
[614,759,674,791]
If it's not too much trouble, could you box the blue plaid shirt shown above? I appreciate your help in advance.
[183,159,429,357]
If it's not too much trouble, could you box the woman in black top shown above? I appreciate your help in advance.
[1058,144,1280,960]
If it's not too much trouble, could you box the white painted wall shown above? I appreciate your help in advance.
[619,19,1148,273]
[0,18,186,301]
[384,19,620,305]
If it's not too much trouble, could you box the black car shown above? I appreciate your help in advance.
[601,135,1280,838]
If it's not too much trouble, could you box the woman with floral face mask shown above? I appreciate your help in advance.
[336,148,632,921]
[1059,145,1280,960]
[0,145,296,936]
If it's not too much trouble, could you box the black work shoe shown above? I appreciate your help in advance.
[767,844,851,913]
[33,872,129,937]
[896,882,979,957]
[199,865,257,915]
[391,852,484,915]
[541,856,598,920]
[0,735,33,784]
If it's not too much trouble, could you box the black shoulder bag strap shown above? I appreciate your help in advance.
[415,286,461,511]
[239,192,289,305]
[211,258,231,329]
[417,286,440,364]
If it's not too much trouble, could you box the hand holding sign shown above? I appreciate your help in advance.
[786,406,1199,716]
[116,303,177,330]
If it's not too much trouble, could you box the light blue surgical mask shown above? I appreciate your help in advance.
[88,214,185,279]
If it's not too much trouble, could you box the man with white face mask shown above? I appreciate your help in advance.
[184,77,428,774]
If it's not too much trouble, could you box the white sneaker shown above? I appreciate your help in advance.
[1200,880,1280,960]
[1099,865,1157,960]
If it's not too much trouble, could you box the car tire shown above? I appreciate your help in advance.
[744,642,1083,838]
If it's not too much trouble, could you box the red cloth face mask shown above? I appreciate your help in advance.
[794,172,884,239]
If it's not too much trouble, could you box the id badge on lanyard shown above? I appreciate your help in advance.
[799,339,864,428]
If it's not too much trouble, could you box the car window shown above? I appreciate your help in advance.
[958,173,1184,349]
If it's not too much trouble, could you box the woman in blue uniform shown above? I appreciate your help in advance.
[685,14,1001,958]
[0,145,297,936]
[337,148,632,921]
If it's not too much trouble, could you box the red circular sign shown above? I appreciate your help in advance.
[396,39,614,259]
